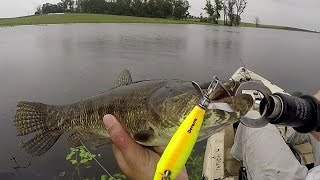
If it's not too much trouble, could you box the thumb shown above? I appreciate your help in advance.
[103,114,141,154]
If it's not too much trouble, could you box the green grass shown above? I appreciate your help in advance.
[239,21,284,29]
[0,13,210,27]
[0,13,316,33]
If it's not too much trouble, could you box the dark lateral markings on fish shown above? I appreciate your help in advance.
[187,119,197,133]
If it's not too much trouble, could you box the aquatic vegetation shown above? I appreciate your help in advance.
[101,174,126,180]
[66,146,96,165]
[62,145,203,179]
[63,145,126,180]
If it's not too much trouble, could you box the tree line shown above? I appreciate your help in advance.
[36,0,248,26]
[35,0,190,20]
[202,0,247,26]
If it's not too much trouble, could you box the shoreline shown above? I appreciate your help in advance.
[0,13,318,33]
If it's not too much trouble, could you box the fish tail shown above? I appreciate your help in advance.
[14,101,62,156]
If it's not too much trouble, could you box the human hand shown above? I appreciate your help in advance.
[311,91,320,141]
[103,114,189,180]
[314,90,320,101]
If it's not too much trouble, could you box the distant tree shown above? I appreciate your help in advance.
[58,0,74,12]
[61,0,69,11]
[75,0,83,12]
[233,14,240,25]
[35,5,42,15]
[203,0,222,24]
[36,0,191,21]
[163,0,174,18]
[214,0,223,21]
[222,0,227,25]
[172,0,189,20]
[131,0,144,16]
[155,0,174,18]
[68,0,75,12]
[146,0,156,17]
[41,3,64,14]
[114,0,132,16]
[234,0,247,26]
[79,0,106,14]
[226,0,236,26]
[203,0,215,23]
[254,16,261,27]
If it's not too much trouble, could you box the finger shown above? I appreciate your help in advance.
[314,90,320,101]
[103,114,144,157]
[311,131,320,141]
[103,114,134,149]
[176,167,189,180]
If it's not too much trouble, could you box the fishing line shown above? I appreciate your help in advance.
[79,139,115,179]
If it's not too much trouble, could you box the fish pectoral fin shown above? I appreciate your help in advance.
[114,69,133,87]
[23,130,61,156]
[133,130,155,143]
[67,132,111,149]
[133,130,169,146]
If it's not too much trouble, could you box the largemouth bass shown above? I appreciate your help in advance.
[14,69,253,156]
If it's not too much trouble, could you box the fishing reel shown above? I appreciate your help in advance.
[236,81,320,133]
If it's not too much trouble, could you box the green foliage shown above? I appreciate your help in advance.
[172,0,190,20]
[186,150,204,180]
[226,0,236,26]
[203,0,222,24]
[64,145,126,180]
[214,0,223,19]
[203,0,215,23]
[100,174,126,180]
[59,171,66,177]
[40,3,64,14]
[66,146,96,165]
[35,0,190,20]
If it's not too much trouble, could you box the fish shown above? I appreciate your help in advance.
[14,69,253,156]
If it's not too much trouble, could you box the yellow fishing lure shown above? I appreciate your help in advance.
[154,79,219,180]
[154,105,205,180]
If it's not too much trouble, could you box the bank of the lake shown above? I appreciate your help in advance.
[0,13,207,26]
[0,13,317,33]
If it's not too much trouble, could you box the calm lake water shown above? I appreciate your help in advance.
[0,24,319,179]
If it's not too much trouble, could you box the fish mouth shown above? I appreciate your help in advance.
[199,94,253,140]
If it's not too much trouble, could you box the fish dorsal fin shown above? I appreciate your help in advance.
[114,69,133,87]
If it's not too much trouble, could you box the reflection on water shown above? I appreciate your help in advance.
[0,24,320,178]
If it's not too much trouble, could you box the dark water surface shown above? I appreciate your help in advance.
[0,24,319,179]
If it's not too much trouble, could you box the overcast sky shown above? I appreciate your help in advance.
[0,0,319,30]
